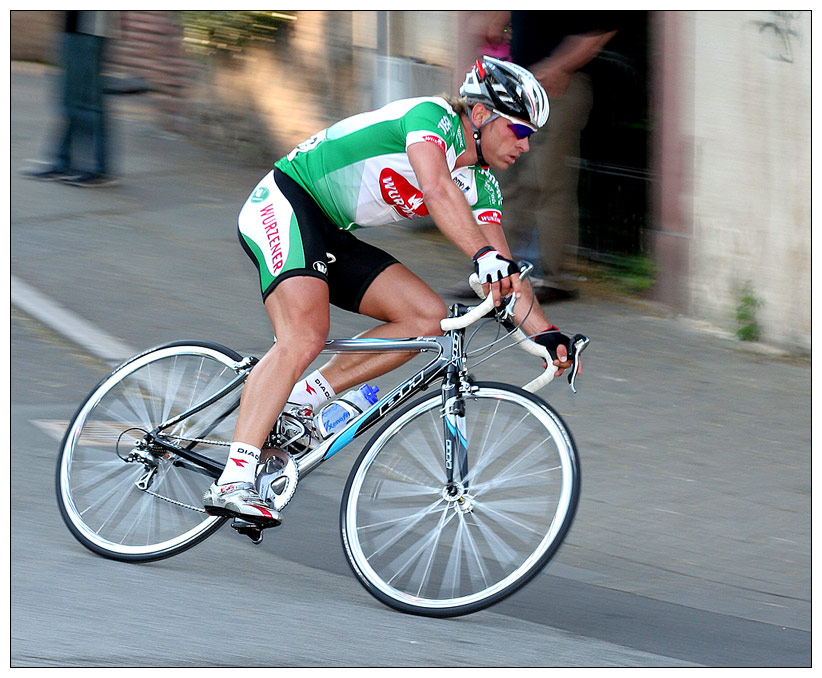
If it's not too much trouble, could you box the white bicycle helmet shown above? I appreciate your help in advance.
[460,55,549,130]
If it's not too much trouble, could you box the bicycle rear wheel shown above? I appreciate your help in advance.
[340,382,580,617]
[56,341,246,562]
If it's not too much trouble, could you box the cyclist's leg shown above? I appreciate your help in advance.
[320,262,447,391]
[233,275,330,450]
[232,168,339,450]
[206,169,333,519]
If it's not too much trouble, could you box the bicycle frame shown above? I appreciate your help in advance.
[144,266,588,487]
[147,330,469,482]
[299,333,470,477]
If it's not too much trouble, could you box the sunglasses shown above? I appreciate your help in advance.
[494,111,536,140]
[508,123,534,140]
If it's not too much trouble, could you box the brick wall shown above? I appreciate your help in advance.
[106,11,198,99]
[11,11,198,103]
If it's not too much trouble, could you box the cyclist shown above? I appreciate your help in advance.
[203,56,575,525]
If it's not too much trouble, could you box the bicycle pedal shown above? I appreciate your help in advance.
[231,518,266,545]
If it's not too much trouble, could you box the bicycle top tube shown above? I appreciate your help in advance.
[322,336,445,354]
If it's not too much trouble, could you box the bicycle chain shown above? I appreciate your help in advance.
[142,487,207,513]
[145,431,295,513]
[141,433,225,512]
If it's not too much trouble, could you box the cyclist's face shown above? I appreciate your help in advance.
[481,115,532,170]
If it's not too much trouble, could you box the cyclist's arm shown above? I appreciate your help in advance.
[478,221,573,372]
[408,141,520,303]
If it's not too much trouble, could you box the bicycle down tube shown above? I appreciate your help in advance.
[294,335,455,476]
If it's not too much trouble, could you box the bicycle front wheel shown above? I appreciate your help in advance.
[56,341,245,562]
[340,382,580,617]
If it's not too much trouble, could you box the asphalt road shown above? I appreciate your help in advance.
[10,63,812,667]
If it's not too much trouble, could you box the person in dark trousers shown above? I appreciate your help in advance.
[21,11,117,187]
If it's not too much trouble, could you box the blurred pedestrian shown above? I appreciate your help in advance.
[479,11,618,302]
[20,11,118,187]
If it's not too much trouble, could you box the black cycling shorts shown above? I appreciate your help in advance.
[237,168,400,313]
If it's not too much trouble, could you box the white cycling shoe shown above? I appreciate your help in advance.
[203,481,282,526]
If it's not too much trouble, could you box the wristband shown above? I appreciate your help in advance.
[472,246,495,262]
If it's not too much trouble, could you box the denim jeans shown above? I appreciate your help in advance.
[54,32,108,175]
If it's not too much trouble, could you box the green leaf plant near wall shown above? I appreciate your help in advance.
[735,283,763,342]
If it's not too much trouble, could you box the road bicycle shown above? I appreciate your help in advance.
[56,265,589,617]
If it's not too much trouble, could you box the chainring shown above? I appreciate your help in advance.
[255,447,298,511]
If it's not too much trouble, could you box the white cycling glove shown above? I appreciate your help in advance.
[473,247,518,284]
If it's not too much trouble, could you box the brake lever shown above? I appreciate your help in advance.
[495,262,534,324]
[567,334,590,394]
[500,294,517,323]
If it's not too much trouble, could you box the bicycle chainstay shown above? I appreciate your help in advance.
[135,432,228,513]
[139,420,307,513]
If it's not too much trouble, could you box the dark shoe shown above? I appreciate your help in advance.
[19,166,79,181]
[60,172,118,187]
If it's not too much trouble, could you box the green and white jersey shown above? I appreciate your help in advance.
[274,96,503,231]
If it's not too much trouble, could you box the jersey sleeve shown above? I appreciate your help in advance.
[401,100,456,155]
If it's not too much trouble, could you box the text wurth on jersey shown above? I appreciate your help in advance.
[476,210,502,226]
[379,169,429,219]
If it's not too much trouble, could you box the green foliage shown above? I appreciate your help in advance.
[602,254,658,295]
[181,11,296,55]
[735,284,763,342]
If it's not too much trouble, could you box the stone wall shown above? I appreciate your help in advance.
[11,11,199,131]
[182,11,358,164]
[666,11,811,352]
[106,12,196,98]
[181,11,460,164]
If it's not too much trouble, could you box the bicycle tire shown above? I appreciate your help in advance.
[56,341,246,562]
[340,382,580,617]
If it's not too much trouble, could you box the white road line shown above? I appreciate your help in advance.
[11,275,135,362]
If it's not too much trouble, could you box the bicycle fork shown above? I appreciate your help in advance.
[441,333,473,513]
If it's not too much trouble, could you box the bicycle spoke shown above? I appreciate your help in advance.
[58,343,241,561]
[364,471,440,499]
[68,456,135,495]
[342,384,579,616]
[383,505,454,589]
[358,497,446,560]
[462,511,520,567]
[86,474,145,535]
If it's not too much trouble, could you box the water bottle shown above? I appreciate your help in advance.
[314,384,380,439]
